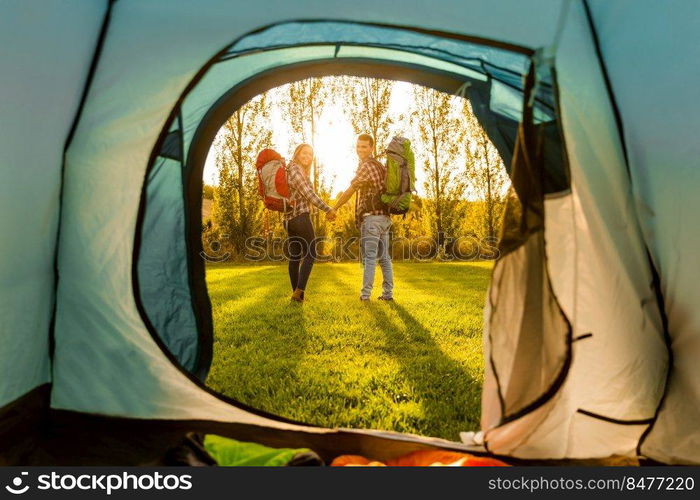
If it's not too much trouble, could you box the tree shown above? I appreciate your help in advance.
[211,93,272,255]
[411,85,466,247]
[202,184,215,200]
[283,78,330,228]
[461,100,510,241]
[346,77,395,154]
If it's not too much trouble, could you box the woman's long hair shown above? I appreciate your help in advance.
[291,143,313,175]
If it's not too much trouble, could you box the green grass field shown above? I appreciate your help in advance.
[206,261,492,441]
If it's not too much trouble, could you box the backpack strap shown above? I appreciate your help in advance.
[368,158,389,214]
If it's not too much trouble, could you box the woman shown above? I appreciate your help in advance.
[284,144,336,302]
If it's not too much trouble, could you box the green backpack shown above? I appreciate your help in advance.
[380,136,415,214]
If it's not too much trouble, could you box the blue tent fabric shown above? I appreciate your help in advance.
[0,0,108,408]
[587,0,700,464]
[226,21,530,76]
[138,156,199,374]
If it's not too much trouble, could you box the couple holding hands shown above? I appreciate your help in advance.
[283,134,394,303]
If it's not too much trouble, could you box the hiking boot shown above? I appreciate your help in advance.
[291,288,304,303]
[378,295,394,301]
[360,296,370,302]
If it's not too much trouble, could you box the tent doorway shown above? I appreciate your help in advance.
[199,74,510,441]
[135,19,572,446]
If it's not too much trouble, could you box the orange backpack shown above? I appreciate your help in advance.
[255,149,293,212]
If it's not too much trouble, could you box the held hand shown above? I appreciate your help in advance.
[326,208,337,221]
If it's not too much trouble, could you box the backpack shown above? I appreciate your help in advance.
[380,136,415,214]
[255,149,292,212]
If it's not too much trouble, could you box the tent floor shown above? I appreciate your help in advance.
[1,386,648,466]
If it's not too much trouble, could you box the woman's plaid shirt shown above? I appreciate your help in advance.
[350,157,388,228]
[284,161,331,221]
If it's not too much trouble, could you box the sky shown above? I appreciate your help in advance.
[202,80,421,197]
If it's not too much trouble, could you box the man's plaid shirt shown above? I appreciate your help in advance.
[284,161,331,222]
[351,157,388,228]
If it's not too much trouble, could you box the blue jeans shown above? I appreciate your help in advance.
[360,215,394,299]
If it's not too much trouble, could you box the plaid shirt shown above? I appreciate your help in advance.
[285,161,331,221]
[351,157,388,228]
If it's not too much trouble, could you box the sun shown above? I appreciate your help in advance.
[311,106,357,196]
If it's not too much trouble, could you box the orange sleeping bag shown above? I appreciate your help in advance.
[331,450,509,467]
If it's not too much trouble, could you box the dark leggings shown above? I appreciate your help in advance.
[285,212,317,291]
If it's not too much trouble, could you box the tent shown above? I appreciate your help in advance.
[1,0,698,465]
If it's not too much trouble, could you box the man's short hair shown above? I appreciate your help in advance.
[357,133,374,148]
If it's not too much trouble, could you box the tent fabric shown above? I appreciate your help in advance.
[587,0,700,465]
[483,0,668,459]
[139,115,209,379]
[480,60,572,432]
[178,42,542,165]
[28,408,483,465]
[487,230,571,422]
[0,0,108,408]
[0,0,697,465]
[223,20,531,81]
[137,156,201,374]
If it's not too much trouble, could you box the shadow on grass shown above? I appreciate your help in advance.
[207,262,484,439]
[370,300,481,436]
[204,264,280,290]
[207,277,311,413]
[396,261,493,297]
[324,264,482,437]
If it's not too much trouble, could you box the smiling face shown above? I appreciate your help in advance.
[296,145,314,169]
[356,138,373,162]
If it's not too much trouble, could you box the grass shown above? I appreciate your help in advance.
[206,261,492,441]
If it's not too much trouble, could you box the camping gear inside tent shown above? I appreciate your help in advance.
[330,450,509,466]
[1,0,698,465]
[202,434,324,467]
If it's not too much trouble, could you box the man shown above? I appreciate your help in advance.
[334,134,393,301]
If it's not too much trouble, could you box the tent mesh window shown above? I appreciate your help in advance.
[487,62,571,424]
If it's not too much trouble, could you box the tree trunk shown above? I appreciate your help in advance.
[236,113,245,252]
[484,138,494,241]
[433,130,443,248]
[310,111,321,230]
